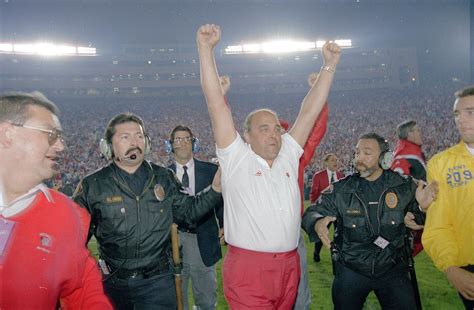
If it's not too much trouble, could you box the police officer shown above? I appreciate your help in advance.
[302,132,437,310]
[74,112,222,309]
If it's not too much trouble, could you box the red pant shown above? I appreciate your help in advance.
[223,245,300,310]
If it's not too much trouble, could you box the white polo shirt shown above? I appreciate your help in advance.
[216,133,303,253]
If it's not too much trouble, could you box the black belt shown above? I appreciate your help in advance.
[112,254,171,280]
[178,226,197,234]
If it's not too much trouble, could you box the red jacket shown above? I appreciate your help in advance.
[391,139,426,181]
[390,139,427,256]
[310,169,344,203]
[0,190,112,309]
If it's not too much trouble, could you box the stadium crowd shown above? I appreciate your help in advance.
[52,81,462,191]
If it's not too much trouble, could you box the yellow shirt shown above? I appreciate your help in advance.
[423,142,474,271]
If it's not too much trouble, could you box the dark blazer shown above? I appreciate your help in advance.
[169,159,224,267]
[310,169,344,203]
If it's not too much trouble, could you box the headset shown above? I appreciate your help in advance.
[353,133,393,170]
[99,113,152,161]
[377,136,393,170]
[165,125,200,154]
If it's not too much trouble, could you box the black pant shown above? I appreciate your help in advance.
[332,262,416,310]
[104,272,176,310]
[460,265,474,310]
[314,240,323,257]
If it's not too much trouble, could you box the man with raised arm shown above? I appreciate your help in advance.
[197,23,340,309]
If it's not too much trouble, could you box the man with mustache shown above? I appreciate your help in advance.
[74,112,223,309]
[302,133,437,309]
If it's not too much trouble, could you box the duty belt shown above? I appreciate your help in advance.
[112,253,171,280]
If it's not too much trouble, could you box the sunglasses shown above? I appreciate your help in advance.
[11,123,65,146]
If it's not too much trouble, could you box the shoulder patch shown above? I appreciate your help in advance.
[72,181,83,199]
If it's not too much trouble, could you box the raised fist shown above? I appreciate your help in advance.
[197,24,221,49]
[322,41,341,68]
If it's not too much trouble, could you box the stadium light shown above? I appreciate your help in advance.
[0,42,96,56]
[316,39,352,48]
[0,43,13,52]
[224,39,351,55]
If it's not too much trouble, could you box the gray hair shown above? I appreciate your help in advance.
[0,91,59,125]
[396,120,417,140]
[243,108,279,132]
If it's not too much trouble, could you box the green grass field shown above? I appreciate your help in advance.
[88,208,464,309]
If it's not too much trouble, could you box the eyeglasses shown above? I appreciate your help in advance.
[173,136,193,144]
[11,123,65,146]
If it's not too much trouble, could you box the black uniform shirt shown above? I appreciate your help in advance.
[113,162,148,196]
[358,173,385,234]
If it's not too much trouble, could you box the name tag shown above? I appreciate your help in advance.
[106,196,123,203]
[0,218,15,256]
[373,236,390,249]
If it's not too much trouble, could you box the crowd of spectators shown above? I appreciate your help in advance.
[51,81,464,192]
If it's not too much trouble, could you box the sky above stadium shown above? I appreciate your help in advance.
[0,0,471,78]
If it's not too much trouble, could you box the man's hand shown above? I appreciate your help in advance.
[322,41,341,68]
[197,24,221,50]
[315,216,336,249]
[404,211,423,230]
[444,266,474,301]
[211,167,222,193]
[415,180,439,211]
[219,75,231,96]
[307,72,319,88]
[218,228,226,245]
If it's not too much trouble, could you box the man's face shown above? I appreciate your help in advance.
[407,125,423,146]
[454,95,474,147]
[111,121,146,166]
[172,130,193,163]
[354,138,382,178]
[325,155,338,172]
[244,111,282,163]
[11,105,65,184]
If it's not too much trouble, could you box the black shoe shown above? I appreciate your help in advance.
[313,253,321,263]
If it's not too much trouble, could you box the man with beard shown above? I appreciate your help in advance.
[302,133,437,309]
[423,86,474,309]
[74,112,223,309]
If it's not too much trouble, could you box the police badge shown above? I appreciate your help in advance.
[154,184,165,201]
[385,192,398,209]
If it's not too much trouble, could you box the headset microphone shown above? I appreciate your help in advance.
[122,154,137,161]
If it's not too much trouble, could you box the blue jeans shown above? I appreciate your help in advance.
[104,271,177,310]
[332,262,416,310]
